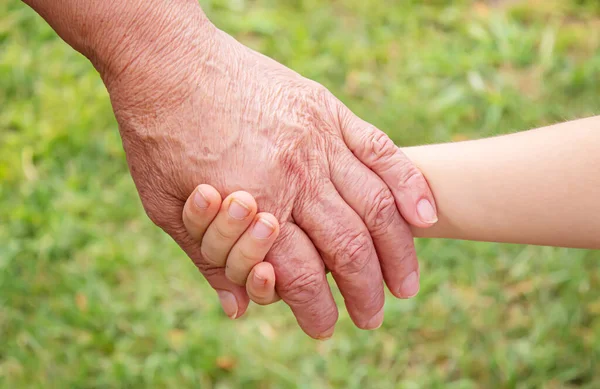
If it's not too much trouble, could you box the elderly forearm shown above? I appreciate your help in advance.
[404,116,600,249]
[21,0,213,84]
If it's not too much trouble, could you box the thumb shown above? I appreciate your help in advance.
[339,108,438,228]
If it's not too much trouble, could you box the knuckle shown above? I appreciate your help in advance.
[396,163,424,189]
[365,188,397,237]
[213,223,239,241]
[330,230,373,276]
[225,268,246,286]
[200,246,223,268]
[366,128,397,163]
[308,80,331,101]
[236,247,262,266]
[279,270,324,306]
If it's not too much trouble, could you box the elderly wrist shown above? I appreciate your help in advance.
[85,1,214,87]
[26,0,214,87]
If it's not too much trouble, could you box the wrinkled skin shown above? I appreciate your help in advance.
[27,0,436,339]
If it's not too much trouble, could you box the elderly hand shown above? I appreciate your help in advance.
[28,0,438,338]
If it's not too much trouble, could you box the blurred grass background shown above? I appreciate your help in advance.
[1,0,599,387]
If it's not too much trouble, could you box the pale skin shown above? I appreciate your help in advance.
[407,115,600,248]
[184,116,600,311]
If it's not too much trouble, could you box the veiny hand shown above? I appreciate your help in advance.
[72,2,438,338]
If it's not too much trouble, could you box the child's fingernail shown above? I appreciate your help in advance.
[228,199,251,220]
[254,270,267,286]
[252,218,275,239]
[399,271,420,298]
[194,188,210,209]
[216,290,238,319]
[417,199,438,224]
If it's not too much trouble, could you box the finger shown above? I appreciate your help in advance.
[182,184,222,240]
[247,262,280,305]
[293,182,386,330]
[201,191,257,268]
[340,110,438,228]
[156,197,248,320]
[182,233,250,320]
[181,186,251,319]
[266,222,338,339]
[329,151,420,298]
[226,212,280,286]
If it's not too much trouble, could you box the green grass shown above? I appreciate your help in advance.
[1,0,599,387]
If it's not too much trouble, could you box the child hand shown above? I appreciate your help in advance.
[182,185,280,315]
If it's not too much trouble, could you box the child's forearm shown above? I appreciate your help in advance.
[404,116,600,249]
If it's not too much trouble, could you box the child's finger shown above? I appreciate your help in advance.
[200,191,258,268]
[225,212,280,285]
[247,262,280,305]
[182,184,222,241]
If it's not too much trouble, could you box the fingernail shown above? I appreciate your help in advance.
[317,325,336,341]
[400,271,420,298]
[228,199,251,220]
[252,218,275,239]
[194,188,210,209]
[417,199,438,224]
[216,290,238,319]
[364,306,384,330]
[253,270,267,286]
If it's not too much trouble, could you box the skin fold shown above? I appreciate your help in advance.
[181,116,600,310]
[22,0,438,338]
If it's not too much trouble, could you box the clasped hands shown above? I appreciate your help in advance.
[72,3,438,339]
[181,177,435,340]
